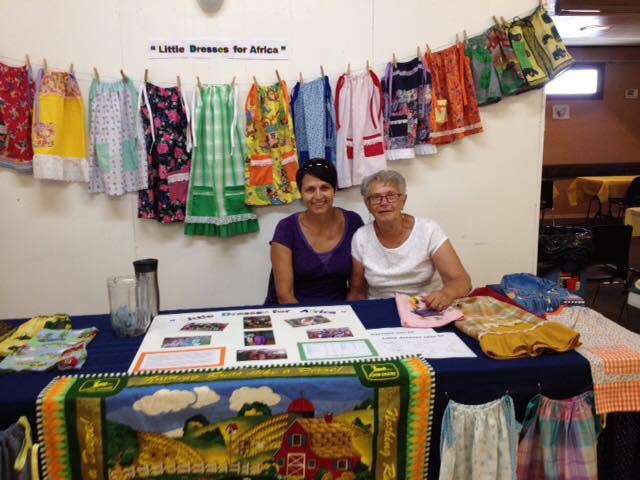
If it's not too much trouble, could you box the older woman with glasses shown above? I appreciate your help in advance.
[347,170,471,310]
[265,158,364,304]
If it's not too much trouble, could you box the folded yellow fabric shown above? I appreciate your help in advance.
[0,314,71,358]
[454,296,581,359]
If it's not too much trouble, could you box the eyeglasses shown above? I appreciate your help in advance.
[366,193,403,205]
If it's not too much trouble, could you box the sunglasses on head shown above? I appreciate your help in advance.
[300,159,332,172]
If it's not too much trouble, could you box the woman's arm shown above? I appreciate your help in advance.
[271,242,299,304]
[347,258,367,301]
[424,240,472,310]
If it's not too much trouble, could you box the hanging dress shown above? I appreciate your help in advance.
[382,56,436,160]
[290,76,336,164]
[185,84,259,237]
[426,44,483,145]
[335,70,386,188]
[32,68,87,182]
[138,82,192,223]
[87,78,148,195]
[244,80,300,206]
[0,63,33,172]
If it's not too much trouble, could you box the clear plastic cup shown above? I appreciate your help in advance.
[107,276,151,337]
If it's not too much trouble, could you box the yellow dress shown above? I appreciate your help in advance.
[32,69,87,181]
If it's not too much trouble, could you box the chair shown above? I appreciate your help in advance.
[584,224,633,308]
[540,179,555,225]
[609,176,640,219]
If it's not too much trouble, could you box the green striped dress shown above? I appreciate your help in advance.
[185,84,259,237]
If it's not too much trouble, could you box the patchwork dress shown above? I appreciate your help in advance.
[0,63,33,172]
[290,76,336,164]
[185,84,259,237]
[425,44,483,145]
[244,81,300,206]
[335,71,386,188]
[88,78,148,195]
[382,56,436,160]
[138,82,192,223]
[517,392,600,480]
[32,69,87,182]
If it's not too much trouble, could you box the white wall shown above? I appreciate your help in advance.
[0,0,544,318]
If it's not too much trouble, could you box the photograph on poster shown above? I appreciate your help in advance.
[243,329,276,346]
[284,315,331,328]
[161,336,211,348]
[243,315,273,330]
[307,327,354,339]
[237,348,288,362]
[180,322,228,332]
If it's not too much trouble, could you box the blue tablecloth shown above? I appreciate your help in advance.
[0,298,593,479]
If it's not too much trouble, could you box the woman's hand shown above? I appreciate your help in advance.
[423,290,455,311]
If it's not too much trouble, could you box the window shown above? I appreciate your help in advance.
[544,63,605,100]
[336,460,349,471]
[290,434,304,447]
[308,459,316,469]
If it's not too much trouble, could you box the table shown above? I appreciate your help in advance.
[0,299,594,479]
[567,175,638,207]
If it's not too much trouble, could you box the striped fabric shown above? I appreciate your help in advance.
[517,391,599,480]
[185,84,258,237]
[454,296,581,359]
[547,306,640,414]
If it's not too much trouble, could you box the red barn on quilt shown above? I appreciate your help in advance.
[274,413,361,479]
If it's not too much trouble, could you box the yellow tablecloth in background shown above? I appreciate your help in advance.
[567,175,639,207]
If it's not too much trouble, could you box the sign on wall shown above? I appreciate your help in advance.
[147,39,288,59]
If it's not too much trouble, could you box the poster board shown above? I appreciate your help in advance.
[129,305,378,373]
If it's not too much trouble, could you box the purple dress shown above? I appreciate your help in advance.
[265,208,364,304]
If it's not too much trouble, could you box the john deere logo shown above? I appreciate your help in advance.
[362,363,399,381]
[79,378,121,393]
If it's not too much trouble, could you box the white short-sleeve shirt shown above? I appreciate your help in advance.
[351,217,448,299]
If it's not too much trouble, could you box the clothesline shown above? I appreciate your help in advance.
[0,5,544,88]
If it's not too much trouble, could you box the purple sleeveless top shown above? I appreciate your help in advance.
[265,209,364,304]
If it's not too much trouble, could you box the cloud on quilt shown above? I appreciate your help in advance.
[229,386,281,411]
[133,386,221,415]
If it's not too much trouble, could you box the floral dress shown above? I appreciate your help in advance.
[138,82,192,223]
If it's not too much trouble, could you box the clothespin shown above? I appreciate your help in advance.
[144,69,148,83]
[347,63,351,75]
[464,30,468,42]
[176,75,181,89]
[501,16,509,27]
[426,44,432,56]
[456,33,460,45]
[253,75,259,88]
[366,60,370,71]
[231,76,236,88]
[539,0,544,7]
[93,67,100,82]
[320,65,325,77]
[392,53,397,67]
[275,69,282,84]
[197,76,202,90]
[299,71,303,85]
[25,54,31,70]
[43,58,48,72]
[120,69,127,83]
[492,16,501,28]
[417,46,421,58]
[69,63,74,74]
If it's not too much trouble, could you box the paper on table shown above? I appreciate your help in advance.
[369,328,476,359]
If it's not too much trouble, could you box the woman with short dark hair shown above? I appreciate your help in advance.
[264,158,363,304]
